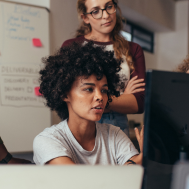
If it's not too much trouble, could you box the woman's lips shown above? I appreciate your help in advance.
[92,105,104,113]
[102,21,112,26]
[92,108,104,113]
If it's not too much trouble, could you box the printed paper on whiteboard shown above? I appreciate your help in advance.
[0,64,46,107]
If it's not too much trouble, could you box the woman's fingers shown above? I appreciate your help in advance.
[128,78,144,87]
[127,77,144,87]
[131,88,145,94]
[130,82,145,90]
[124,75,145,94]
[129,75,138,82]
[134,127,140,141]
[140,125,144,139]
[125,82,145,94]
[131,78,144,85]
[134,126,144,153]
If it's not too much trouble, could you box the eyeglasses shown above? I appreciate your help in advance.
[84,3,116,19]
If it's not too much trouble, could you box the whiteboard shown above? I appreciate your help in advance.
[0,0,51,152]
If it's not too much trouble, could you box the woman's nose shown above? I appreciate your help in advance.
[94,90,103,102]
[102,9,110,19]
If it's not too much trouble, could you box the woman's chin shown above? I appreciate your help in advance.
[91,115,103,122]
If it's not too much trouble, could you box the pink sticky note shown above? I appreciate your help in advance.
[32,38,42,47]
[34,87,42,96]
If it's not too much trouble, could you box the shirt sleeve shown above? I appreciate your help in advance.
[33,135,72,165]
[61,36,84,47]
[61,39,74,47]
[129,42,146,113]
[115,129,139,165]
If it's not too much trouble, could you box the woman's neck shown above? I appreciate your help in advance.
[85,32,112,43]
[67,118,96,141]
[67,118,96,151]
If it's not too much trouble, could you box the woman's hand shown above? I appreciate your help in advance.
[125,126,144,165]
[124,76,145,94]
[134,125,144,153]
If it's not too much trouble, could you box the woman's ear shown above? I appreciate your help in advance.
[62,95,69,102]
[81,14,90,24]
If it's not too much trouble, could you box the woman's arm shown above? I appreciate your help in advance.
[33,134,75,165]
[0,142,8,161]
[0,142,31,164]
[46,156,75,165]
[106,42,146,114]
[107,94,139,114]
[128,42,146,113]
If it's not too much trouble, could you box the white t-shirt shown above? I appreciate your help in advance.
[33,120,138,165]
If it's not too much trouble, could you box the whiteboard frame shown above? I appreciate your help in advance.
[0,0,50,12]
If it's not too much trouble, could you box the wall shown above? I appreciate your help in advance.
[50,0,79,54]
[156,1,189,71]
[142,1,189,72]
[119,0,175,32]
[120,0,188,71]
[50,0,79,124]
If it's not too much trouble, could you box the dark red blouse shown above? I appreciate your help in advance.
[62,36,146,113]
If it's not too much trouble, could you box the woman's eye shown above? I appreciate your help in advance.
[102,89,108,94]
[85,88,93,92]
[92,9,100,15]
[106,5,113,10]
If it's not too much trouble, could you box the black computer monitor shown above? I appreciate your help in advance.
[142,70,189,189]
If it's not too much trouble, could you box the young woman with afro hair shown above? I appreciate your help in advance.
[33,42,143,165]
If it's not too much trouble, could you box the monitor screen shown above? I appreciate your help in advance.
[143,70,189,189]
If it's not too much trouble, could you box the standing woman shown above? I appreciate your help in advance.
[62,0,146,136]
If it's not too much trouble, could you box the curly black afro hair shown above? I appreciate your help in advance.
[39,41,121,120]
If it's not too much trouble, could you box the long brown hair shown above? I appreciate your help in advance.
[76,0,134,72]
